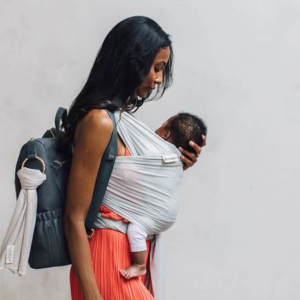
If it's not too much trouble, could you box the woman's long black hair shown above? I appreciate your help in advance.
[62,16,173,143]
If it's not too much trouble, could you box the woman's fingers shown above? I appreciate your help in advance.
[180,155,194,170]
[179,136,206,171]
[179,147,197,171]
[190,136,206,155]
[179,147,198,162]
[200,135,207,147]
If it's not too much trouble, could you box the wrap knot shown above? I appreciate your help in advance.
[17,168,47,190]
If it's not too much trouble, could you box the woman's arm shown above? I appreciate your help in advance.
[64,109,113,300]
[179,135,207,171]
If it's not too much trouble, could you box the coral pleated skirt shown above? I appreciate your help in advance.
[70,226,154,300]
[70,148,155,300]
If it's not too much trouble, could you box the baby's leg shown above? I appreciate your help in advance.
[120,223,148,279]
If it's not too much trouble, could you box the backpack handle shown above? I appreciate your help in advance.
[55,107,67,132]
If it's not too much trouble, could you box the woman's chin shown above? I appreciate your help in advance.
[136,92,149,99]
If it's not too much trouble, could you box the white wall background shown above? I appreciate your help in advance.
[1,0,300,299]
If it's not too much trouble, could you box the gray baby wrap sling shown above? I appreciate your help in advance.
[94,112,183,300]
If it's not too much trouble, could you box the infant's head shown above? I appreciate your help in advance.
[155,113,207,154]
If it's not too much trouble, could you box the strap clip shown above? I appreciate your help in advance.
[87,228,95,239]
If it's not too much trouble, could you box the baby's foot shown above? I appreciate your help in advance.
[120,263,146,279]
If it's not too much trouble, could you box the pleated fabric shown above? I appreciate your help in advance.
[70,228,154,300]
[70,148,155,300]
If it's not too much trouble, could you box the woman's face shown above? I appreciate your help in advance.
[135,47,171,98]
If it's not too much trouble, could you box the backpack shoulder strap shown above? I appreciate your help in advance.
[84,109,118,232]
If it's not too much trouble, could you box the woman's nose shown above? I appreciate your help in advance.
[154,73,163,85]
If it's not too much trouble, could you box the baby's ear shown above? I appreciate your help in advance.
[163,131,171,140]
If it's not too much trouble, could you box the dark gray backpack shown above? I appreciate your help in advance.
[14,108,117,269]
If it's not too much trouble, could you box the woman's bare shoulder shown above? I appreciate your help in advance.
[74,109,113,145]
[79,109,113,133]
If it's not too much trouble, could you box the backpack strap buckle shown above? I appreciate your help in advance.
[87,228,95,239]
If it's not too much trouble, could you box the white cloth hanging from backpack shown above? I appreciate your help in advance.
[94,111,184,300]
[0,167,46,275]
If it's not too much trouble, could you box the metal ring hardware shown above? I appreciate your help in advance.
[21,155,46,174]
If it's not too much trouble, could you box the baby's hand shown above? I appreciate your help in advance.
[179,135,206,171]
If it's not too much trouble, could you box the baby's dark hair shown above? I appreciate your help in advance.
[167,112,207,154]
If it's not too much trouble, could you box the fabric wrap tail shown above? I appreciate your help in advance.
[0,168,46,275]
[94,112,184,300]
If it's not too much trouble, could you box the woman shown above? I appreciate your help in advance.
[63,16,205,300]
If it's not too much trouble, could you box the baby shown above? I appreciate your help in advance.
[120,112,207,279]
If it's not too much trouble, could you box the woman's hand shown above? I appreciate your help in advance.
[179,135,206,171]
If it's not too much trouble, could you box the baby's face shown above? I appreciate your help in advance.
[155,119,169,138]
[155,116,176,141]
